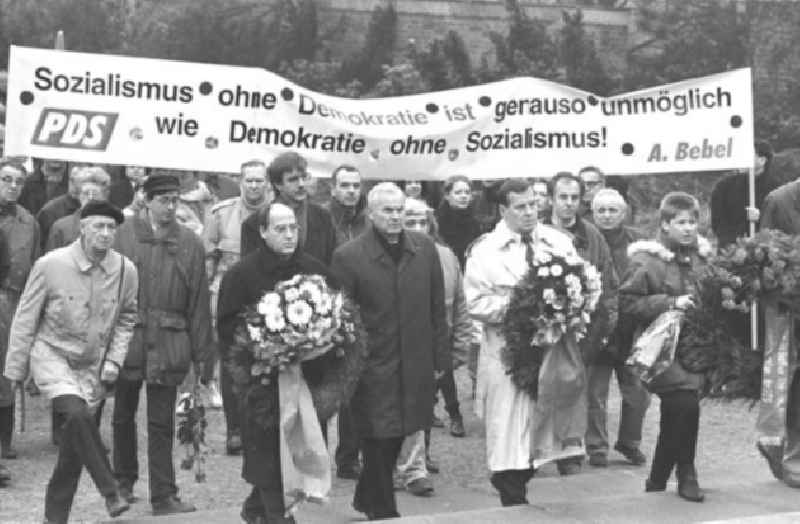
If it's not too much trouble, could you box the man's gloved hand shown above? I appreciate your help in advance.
[746,206,761,223]
[100,361,120,384]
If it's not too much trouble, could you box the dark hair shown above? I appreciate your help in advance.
[331,164,359,185]
[240,159,267,175]
[578,166,604,179]
[0,158,27,177]
[659,191,700,223]
[496,178,532,207]
[755,139,774,173]
[443,175,470,194]
[267,152,307,188]
[548,172,585,197]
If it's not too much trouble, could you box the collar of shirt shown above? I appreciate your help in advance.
[69,239,115,274]
[493,220,534,248]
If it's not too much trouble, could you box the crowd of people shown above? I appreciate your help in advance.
[0,140,796,523]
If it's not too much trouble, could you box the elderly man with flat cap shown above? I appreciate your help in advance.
[112,173,213,515]
[4,201,138,523]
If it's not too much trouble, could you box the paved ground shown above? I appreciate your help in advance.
[0,369,794,523]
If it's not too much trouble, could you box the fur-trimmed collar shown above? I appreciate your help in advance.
[627,236,712,261]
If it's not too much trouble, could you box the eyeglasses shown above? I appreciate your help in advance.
[0,175,25,186]
[153,195,180,206]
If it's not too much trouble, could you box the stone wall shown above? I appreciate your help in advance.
[316,0,635,76]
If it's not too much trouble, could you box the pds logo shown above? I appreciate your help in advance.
[32,108,118,150]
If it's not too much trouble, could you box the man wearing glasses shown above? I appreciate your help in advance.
[112,173,213,515]
[240,153,336,265]
[0,160,39,484]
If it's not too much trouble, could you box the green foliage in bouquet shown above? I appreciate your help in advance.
[675,262,763,402]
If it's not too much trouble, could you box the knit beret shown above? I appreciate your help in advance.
[80,200,124,224]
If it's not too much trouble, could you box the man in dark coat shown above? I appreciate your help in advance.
[545,172,618,475]
[218,201,333,524]
[112,174,213,515]
[240,153,336,265]
[330,182,448,520]
[0,160,39,475]
[18,159,69,216]
[35,165,87,251]
[322,164,368,480]
[711,140,779,248]
[586,188,650,467]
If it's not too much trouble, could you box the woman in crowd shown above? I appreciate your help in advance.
[435,175,483,269]
[618,192,711,503]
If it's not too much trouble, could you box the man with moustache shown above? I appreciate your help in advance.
[241,153,336,265]
[0,160,40,469]
[331,182,448,519]
[113,174,213,515]
[218,201,334,524]
[205,159,274,455]
[4,201,138,523]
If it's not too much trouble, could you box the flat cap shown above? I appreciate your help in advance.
[142,173,180,196]
[80,200,124,224]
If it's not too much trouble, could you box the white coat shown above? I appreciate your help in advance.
[464,220,586,471]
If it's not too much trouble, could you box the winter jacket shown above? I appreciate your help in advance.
[618,236,713,394]
[711,170,781,247]
[331,227,448,439]
[36,193,80,251]
[4,241,138,406]
[45,211,81,252]
[325,196,369,246]
[114,215,213,385]
[436,243,473,368]
[435,200,483,269]
[761,179,800,235]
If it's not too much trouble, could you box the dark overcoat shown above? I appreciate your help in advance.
[217,245,333,489]
[330,228,448,439]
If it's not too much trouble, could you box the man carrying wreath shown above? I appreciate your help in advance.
[464,178,583,506]
[217,201,334,524]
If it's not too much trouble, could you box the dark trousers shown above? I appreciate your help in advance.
[220,361,240,437]
[586,361,650,454]
[242,485,294,523]
[52,399,104,445]
[354,437,404,519]
[490,469,534,506]
[335,404,360,470]
[44,395,116,524]
[112,379,178,503]
[649,390,700,486]
[436,369,461,420]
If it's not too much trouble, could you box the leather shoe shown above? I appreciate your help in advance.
[431,415,445,428]
[337,464,362,480]
[1,446,17,460]
[756,441,783,480]
[449,417,466,438]
[588,453,608,467]
[0,463,10,483]
[105,494,130,518]
[151,495,196,515]
[226,433,243,455]
[557,460,581,476]
[645,478,666,492]
[406,477,434,497]
[118,484,139,504]
[614,442,646,466]
[677,464,704,502]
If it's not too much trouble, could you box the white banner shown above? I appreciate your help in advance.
[5,46,754,179]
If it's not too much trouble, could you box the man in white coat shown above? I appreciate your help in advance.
[464,178,583,506]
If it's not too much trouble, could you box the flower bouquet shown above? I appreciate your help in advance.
[234,273,367,420]
[502,249,602,399]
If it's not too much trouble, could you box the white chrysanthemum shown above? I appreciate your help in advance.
[264,311,286,331]
[566,254,583,266]
[550,264,563,277]
[542,288,556,303]
[257,292,281,316]
[287,300,313,327]
[247,325,263,342]
[284,288,300,302]
[565,274,581,288]
[537,266,550,277]
[534,251,552,264]
[316,293,333,315]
